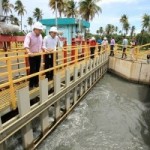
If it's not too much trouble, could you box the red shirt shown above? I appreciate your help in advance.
[89,40,96,46]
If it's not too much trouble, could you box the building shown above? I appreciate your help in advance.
[40,18,90,45]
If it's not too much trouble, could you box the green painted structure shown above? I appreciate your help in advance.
[40,18,90,44]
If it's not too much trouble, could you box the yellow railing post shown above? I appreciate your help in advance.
[53,51,57,74]
[7,57,16,109]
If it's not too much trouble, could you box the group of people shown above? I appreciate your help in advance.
[24,22,61,89]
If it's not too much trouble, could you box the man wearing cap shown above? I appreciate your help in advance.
[43,26,60,80]
[102,37,108,51]
[89,37,96,59]
[24,22,44,89]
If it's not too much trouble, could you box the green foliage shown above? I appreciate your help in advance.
[136,32,150,45]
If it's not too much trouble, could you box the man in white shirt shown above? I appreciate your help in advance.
[43,26,60,80]
[122,36,128,59]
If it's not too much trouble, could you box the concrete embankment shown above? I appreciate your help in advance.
[108,57,150,85]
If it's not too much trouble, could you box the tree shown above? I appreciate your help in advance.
[130,26,135,38]
[2,0,14,17]
[27,17,33,30]
[115,26,118,34]
[120,14,128,34]
[13,17,19,26]
[79,0,102,21]
[49,0,66,17]
[123,22,130,35]
[14,0,27,31]
[142,13,150,31]
[105,24,115,35]
[99,27,103,36]
[9,14,15,24]
[64,0,78,18]
[33,8,43,21]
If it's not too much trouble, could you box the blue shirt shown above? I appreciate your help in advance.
[97,39,102,44]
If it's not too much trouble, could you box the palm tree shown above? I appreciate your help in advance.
[2,0,14,20]
[115,26,118,34]
[14,0,27,31]
[13,17,19,26]
[123,22,130,35]
[130,26,135,38]
[33,8,43,21]
[64,0,78,18]
[79,0,102,21]
[99,27,103,36]
[49,0,66,17]
[105,24,115,35]
[120,14,128,34]
[142,13,150,31]
[27,17,33,30]
[9,14,15,24]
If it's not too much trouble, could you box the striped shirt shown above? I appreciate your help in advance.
[24,31,43,53]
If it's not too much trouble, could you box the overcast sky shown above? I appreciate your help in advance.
[9,0,150,34]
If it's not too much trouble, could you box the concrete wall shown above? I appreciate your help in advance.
[0,0,2,16]
[108,57,150,84]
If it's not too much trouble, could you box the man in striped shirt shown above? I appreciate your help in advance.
[24,22,44,88]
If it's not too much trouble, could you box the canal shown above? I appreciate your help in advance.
[37,73,150,150]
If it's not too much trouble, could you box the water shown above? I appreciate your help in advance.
[38,74,150,150]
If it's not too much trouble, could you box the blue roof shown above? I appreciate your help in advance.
[40,18,90,28]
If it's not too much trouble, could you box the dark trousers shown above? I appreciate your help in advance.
[29,56,41,87]
[44,54,53,80]
[110,45,114,56]
[122,47,127,58]
[90,47,95,59]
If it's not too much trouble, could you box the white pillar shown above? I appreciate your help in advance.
[73,67,78,103]
[17,87,34,149]
[65,68,71,111]
[54,74,61,120]
[39,79,49,134]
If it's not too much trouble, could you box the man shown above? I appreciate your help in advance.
[89,37,96,59]
[130,37,137,61]
[97,37,102,54]
[43,26,60,80]
[24,22,44,89]
[122,36,128,59]
[110,37,115,56]
[102,37,108,51]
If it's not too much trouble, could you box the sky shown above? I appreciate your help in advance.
[9,0,150,34]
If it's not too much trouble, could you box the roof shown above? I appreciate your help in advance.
[40,18,90,28]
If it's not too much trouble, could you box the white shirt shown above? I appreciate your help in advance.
[122,39,128,48]
[43,35,60,51]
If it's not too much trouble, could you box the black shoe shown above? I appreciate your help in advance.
[34,84,39,87]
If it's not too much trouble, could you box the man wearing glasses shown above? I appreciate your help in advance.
[43,26,60,80]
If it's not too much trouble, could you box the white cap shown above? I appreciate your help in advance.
[32,22,43,30]
[91,37,95,40]
[49,26,58,33]
[104,37,107,40]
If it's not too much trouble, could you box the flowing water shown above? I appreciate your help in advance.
[37,74,150,150]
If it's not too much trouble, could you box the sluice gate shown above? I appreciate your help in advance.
[0,49,108,150]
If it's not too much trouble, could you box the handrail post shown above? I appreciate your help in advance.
[7,57,16,109]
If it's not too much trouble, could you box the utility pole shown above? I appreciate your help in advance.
[0,0,3,17]
[55,0,58,28]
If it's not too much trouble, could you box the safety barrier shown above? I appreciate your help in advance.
[0,44,108,150]
[0,44,104,111]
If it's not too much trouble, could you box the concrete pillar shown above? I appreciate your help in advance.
[54,74,61,120]
[17,87,34,149]
[85,62,89,91]
[73,67,78,103]
[79,64,83,96]
[39,79,49,134]
[65,68,70,111]
[0,117,6,150]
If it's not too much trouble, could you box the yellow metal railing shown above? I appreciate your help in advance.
[0,44,102,111]
[0,42,149,111]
